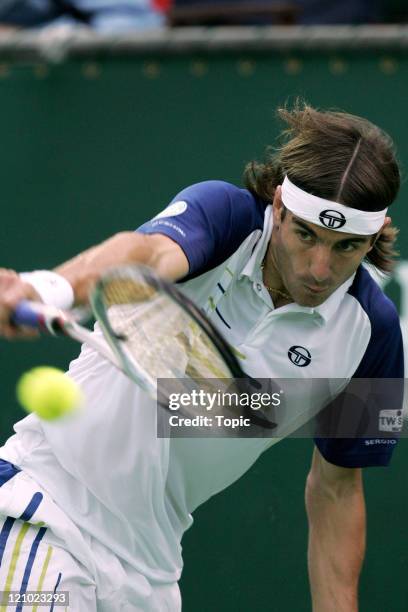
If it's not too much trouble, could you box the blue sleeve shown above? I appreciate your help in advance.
[137,181,266,278]
[315,279,404,468]
[0,459,21,486]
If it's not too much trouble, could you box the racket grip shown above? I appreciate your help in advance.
[11,301,47,328]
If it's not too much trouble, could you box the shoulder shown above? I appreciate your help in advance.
[348,266,403,378]
[348,266,400,333]
[137,180,268,277]
[144,180,267,233]
[172,180,267,222]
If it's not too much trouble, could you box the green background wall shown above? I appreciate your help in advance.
[0,41,407,609]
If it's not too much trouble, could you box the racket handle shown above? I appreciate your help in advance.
[11,301,46,328]
[10,300,41,327]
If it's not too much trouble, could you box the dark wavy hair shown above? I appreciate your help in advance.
[243,102,401,273]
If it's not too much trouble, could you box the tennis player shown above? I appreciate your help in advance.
[0,103,404,611]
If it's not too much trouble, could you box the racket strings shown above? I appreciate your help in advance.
[103,278,156,305]
[101,277,232,381]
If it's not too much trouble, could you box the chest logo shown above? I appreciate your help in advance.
[319,209,346,229]
[288,346,312,367]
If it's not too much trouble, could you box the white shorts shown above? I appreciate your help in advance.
[0,463,181,611]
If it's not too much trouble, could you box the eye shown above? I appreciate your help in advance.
[296,230,313,242]
[337,241,359,253]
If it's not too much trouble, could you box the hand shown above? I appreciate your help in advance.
[0,269,40,339]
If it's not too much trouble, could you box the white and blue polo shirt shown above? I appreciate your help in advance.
[139,180,404,469]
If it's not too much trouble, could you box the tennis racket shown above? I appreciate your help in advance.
[11,265,275,428]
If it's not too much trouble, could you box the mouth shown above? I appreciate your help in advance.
[303,284,330,295]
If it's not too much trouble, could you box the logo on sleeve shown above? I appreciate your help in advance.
[288,346,311,367]
[153,201,188,220]
[378,409,403,432]
[319,210,346,229]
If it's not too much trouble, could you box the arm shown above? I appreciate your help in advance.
[305,447,366,612]
[54,231,189,303]
[0,231,188,335]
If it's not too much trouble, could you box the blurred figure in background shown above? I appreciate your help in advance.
[169,0,407,27]
[0,0,166,32]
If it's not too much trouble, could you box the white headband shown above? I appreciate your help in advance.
[281,176,387,235]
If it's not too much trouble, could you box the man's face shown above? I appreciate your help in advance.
[269,191,377,307]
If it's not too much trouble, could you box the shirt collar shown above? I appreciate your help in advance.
[239,204,356,324]
[240,205,273,280]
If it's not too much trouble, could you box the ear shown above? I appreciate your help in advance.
[272,185,283,227]
[382,215,392,230]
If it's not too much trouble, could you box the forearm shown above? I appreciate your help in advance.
[54,231,188,304]
[305,454,366,612]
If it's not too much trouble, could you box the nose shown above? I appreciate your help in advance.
[309,246,332,284]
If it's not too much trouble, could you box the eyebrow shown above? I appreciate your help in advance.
[292,217,369,245]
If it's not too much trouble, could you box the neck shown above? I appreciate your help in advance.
[262,245,293,305]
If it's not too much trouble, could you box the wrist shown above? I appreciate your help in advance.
[19,270,74,309]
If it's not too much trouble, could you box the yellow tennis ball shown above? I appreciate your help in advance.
[16,367,83,421]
